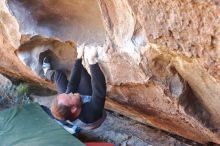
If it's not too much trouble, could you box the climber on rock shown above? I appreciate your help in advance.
[42,45,107,132]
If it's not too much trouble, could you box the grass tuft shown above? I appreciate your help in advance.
[0,83,32,110]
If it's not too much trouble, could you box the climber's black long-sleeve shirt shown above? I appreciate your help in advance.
[66,59,106,123]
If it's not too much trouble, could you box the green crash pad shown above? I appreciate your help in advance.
[0,103,85,146]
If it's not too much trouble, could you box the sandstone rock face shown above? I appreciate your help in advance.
[97,0,220,144]
[7,0,105,44]
[17,35,76,78]
[0,0,51,88]
[0,0,220,144]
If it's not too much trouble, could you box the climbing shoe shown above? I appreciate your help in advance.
[42,57,51,75]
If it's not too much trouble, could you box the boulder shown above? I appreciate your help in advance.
[0,0,219,144]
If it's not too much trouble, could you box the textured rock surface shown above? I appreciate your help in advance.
[79,112,194,146]
[0,0,51,88]
[17,35,76,78]
[97,0,220,144]
[7,0,105,44]
[0,0,219,144]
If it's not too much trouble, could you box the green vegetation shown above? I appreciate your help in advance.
[0,83,32,110]
[17,84,29,96]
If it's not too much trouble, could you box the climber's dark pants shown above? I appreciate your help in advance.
[46,67,92,95]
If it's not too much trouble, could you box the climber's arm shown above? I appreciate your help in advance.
[79,47,106,123]
[65,58,82,93]
[66,45,84,93]
[90,62,106,111]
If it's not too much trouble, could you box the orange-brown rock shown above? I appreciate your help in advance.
[0,0,219,144]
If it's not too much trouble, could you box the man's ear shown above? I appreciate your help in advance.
[71,106,77,114]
